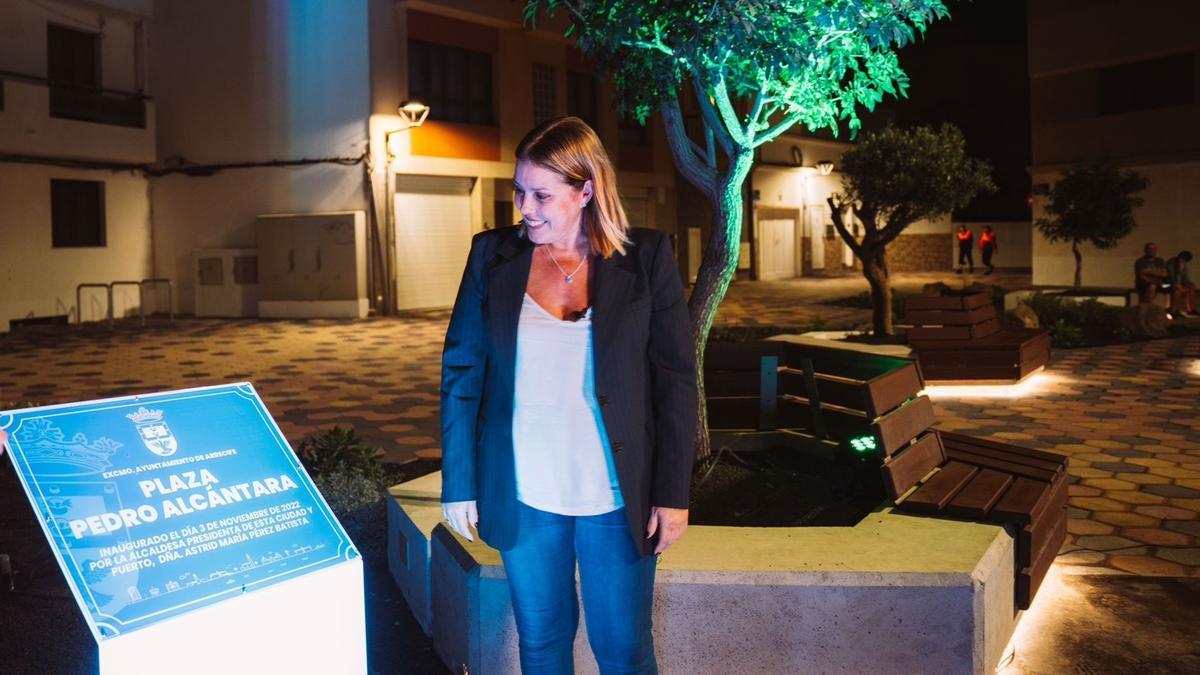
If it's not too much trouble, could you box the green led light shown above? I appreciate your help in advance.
[850,435,877,453]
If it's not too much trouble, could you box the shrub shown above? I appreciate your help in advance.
[312,467,386,563]
[297,426,384,484]
[1022,293,1131,347]
[297,426,388,563]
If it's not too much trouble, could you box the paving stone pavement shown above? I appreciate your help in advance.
[1,270,1196,578]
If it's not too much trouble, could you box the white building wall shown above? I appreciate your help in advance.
[0,165,152,332]
[1032,161,1200,288]
[0,0,146,92]
[149,0,371,314]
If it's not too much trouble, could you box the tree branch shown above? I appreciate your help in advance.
[828,195,865,259]
[752,109,804,149]
[704,120,716,168]
[745,81,768,143]
[712,74,749,147]
[878,207,917,248]
[689,75,736,157]
[662,95,718,198]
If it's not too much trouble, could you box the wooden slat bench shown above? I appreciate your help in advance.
[705,340,931,456]
[704,338,1069,610]
[905,292,1052,383]
[882,429,1069,609]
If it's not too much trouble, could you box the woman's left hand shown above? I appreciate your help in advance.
[646,506,688,555]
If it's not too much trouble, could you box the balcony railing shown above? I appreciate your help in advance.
[0,70,148,129]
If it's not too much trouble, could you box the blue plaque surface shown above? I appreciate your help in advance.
[1,383,358,641]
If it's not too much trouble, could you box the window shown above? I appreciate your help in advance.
[47,24,100,89]
[532,63,556,125]
[567,72,597,129]
[51,179,106,247]
[1098,52,1196,116]
[408,40,494,125]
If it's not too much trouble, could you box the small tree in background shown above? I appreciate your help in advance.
[830,124,993,335]
[526,0,951,460]
[1034,163,1148,288]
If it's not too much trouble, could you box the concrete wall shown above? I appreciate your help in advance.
[149,0,371,314]
[0,165,152,331]
[1032,161,1199,288]
[1027,0,1199,288]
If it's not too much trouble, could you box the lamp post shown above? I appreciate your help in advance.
[381,101,430,315]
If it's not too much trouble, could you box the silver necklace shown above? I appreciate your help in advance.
[543,245,587,284]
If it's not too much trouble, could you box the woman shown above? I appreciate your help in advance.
[439,116,698,674]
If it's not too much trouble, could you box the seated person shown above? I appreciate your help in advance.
[1166,250,1195,318]
[1134,242,1170,304]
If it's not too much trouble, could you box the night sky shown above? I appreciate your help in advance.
[860,0,1031,222]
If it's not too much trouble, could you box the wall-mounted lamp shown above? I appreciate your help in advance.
[398,100,430,128]
[815,160,835,176]
[386,101,431,159]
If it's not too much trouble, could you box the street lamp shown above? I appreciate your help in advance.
[816,160,835,176]
[386,101,431,158]
[380,101,431,316]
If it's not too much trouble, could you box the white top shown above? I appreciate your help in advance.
[512,293,624,515]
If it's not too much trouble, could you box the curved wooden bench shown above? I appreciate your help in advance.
[882,429,1069,609]
[905,292,1051,383]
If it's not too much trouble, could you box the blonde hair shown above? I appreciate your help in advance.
[515,116,630,258]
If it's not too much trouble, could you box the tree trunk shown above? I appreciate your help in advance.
[862,246,893,336]
[687,151,755,462]
[1073,240,1083,288]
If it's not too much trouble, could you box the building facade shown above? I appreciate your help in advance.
[2,0,966,331]
[1028,0,1200,287]
[0,0,156,332]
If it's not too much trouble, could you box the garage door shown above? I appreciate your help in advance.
[394,175,474,310]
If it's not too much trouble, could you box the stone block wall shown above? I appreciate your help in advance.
[888,233,953,272]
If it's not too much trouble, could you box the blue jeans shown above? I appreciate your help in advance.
[500,502,658,675]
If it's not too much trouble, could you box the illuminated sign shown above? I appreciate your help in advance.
[1,383,357,641]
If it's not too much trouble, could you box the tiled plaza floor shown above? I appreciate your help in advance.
[2,270,1197,580]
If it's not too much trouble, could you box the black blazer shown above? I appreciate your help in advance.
[440,226,698,555]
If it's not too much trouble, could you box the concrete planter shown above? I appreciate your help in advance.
[388,471,1021,674]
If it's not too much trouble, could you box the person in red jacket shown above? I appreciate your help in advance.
[956,224,974,273]
[979,225,998,274]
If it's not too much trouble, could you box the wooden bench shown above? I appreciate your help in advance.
[881,429,1069,609]
[704,338,1069,610]
[705,339,932,457]
[906,292,1051,383]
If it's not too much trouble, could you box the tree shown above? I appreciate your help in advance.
[526,0,950,460]
[1034,163,1148,288]
[830,124,993,335]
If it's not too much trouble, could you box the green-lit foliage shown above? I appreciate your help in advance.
[831,124,993,335]
[527,0,948,140]
[1033,163,1148,288]
[525,0,952,458]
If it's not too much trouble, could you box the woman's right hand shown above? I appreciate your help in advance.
[442,500,479,542]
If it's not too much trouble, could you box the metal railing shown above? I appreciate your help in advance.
[76,278,173,328]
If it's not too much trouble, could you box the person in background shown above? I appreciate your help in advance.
[1134,242,1170,306]
[979,225,998,274]
[956,224,974,274]
[440,116,697,674]
[1166,250,1195,319]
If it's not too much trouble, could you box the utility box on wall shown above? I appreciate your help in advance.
[194,248,259,317]
[256,211,368,319]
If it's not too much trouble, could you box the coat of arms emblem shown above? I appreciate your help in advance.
[125,407,178,457]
